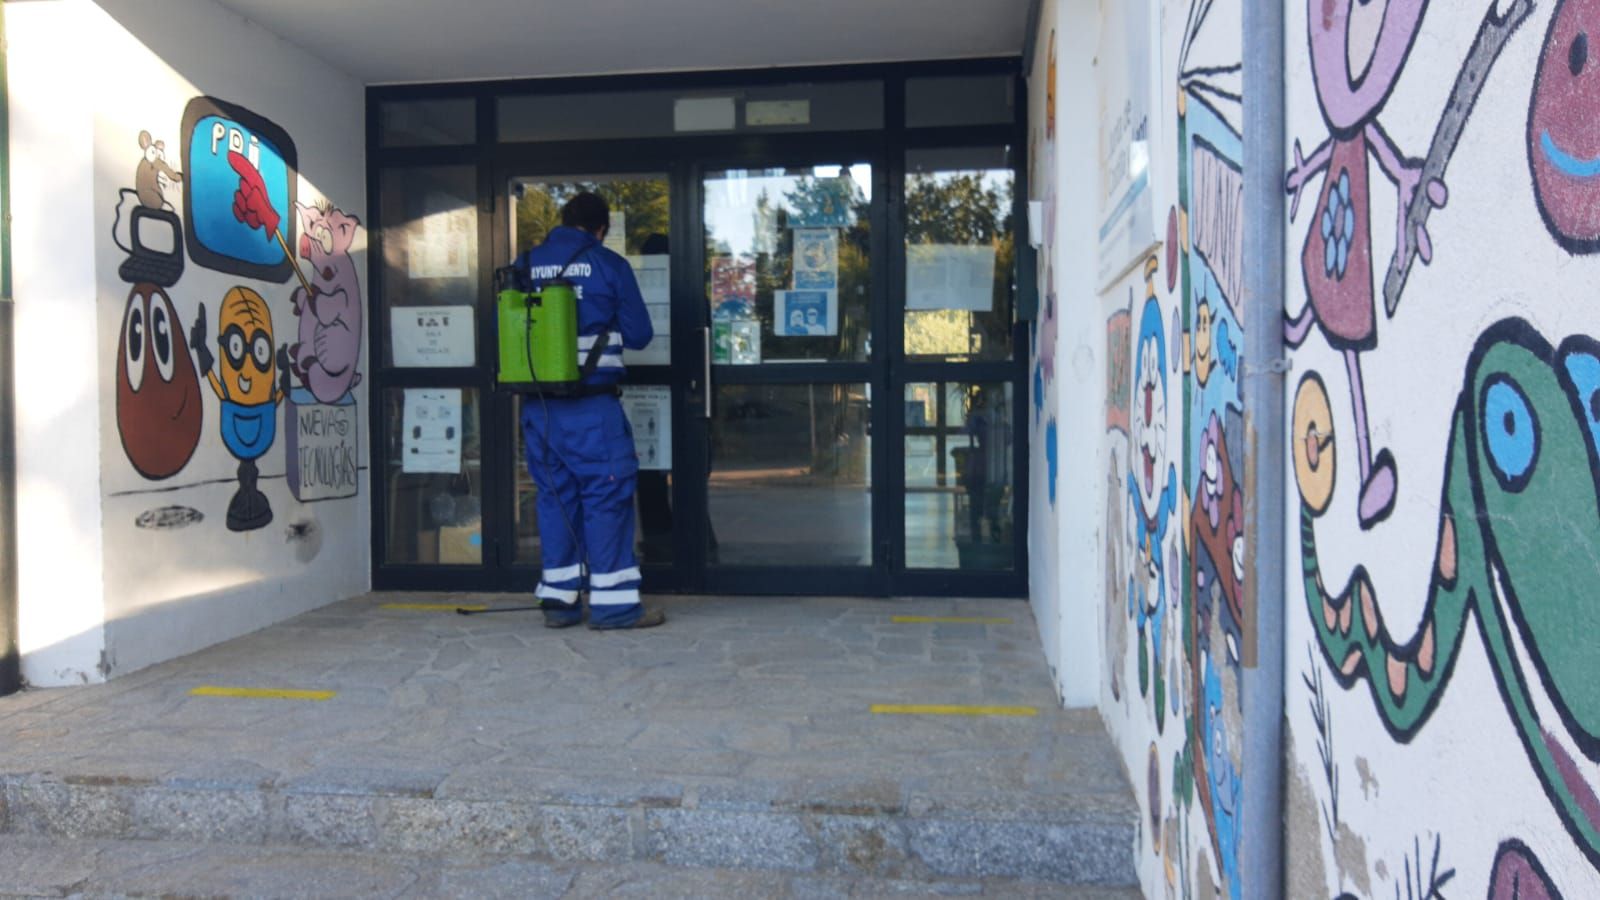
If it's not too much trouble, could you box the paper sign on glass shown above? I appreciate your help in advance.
[787,177,852,228]
[906,244,997,311]
[622,385,672,471]
[402,388,462,474]
[391,305,476,367]
[710,256,756,322]
[775,289,837,336]
[626,254,671,366]
[793,228,838,290]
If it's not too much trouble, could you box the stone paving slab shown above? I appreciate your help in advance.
[0,836,1146,899]
[0,594,1136,886]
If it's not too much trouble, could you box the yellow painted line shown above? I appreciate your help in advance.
[870,704,1037,717]
[380,602,487,612]
[190,686,336,701]
[891,615,1011,625]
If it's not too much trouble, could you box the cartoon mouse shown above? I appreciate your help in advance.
[135,131,183,210]
[1284,0,1446,529]
[287,201,363,404]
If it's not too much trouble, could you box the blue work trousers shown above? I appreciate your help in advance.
[520,394,643,627]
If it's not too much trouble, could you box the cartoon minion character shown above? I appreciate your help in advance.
[190,286,288,531]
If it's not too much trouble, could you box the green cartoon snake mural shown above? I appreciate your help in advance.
[1293,318,1600,870]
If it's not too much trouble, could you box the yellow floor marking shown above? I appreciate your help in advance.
[891,615,1011,625]
[870,704,1037,717]
[190,686,336,701]
[380,602,486,612]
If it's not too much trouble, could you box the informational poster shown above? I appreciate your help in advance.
[621,385,672,470]
[792,228,838,290]
[391,305,475,367]
[625,254,671,366]
[713,320,761,365]
[401,388,462,474]
[788,177,852,228]
[408,192,473,280]
[775,289,838,336]
[604,210,627,255]
[711,256,757,321]
[1096,0,1157,289]
[906,244,997,311]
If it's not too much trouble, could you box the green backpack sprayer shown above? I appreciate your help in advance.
[493,242,612,396]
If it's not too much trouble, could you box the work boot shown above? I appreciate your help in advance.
[541,600,583,629]
[589,606,666,631]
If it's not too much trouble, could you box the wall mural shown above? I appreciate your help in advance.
[1107,1,1247,896]
[109,96,363,538]
[1286,0,1600,895]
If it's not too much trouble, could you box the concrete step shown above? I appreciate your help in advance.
[0,770,1136,887]
[0,835,1145,899]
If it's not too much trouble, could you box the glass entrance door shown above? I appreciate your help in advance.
[500,170,687,588]
[696,160,885,593]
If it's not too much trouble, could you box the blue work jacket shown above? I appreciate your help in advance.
[514,225,653,387]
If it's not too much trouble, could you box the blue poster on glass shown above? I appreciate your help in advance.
[775,289,837,336]
[787,178,852,228]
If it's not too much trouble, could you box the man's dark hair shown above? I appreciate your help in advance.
[561,192,610,234]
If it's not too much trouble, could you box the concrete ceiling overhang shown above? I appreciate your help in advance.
[209,0,1032,85]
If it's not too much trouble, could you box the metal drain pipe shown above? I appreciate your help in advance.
[0,8,19,697]
[1241,0,1287,893]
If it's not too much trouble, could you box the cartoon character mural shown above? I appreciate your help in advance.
[1284,0,1446,530]
[136,130,183,210]
[286,201,363,404]
[116,283,204,480]
[1129,292,1178,733]
[190,287,289,531]
[1528,0,1600,254]
[1294,319,1600,873]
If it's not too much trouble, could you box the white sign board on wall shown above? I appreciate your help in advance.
[1097,0,1158,290]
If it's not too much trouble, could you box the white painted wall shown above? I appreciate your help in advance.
[1026,0,1104,710]
[9,2,109,684]
[8,0,369,684]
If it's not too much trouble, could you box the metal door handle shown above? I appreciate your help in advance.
[702,326,713,419]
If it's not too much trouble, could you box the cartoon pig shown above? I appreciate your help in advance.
[287,201,363,403]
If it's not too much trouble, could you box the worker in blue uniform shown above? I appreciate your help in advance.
[515,192,662,630]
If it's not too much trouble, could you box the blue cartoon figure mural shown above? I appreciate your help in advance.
[1129,296,1179,732]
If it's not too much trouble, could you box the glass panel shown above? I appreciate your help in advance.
[709,383,871,567]
[904,382,1014,570]
[508,173,671,367]
[379,166,479,367]
[380,98,475,147]
[906,75,1016,128]
[513,394,674,566]
[383,387,482,565]
[499,81,882,142]
[500,90,681,142]
[903,146,1016,361]
[703,165,872,364]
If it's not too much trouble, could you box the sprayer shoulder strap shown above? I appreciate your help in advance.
[555,240,595,282]
[580,328,612,378]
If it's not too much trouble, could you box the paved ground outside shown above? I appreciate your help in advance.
[0,594,1137,897]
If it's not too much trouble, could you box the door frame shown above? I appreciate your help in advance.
[367,59,1029,597]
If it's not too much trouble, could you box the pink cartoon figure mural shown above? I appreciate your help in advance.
[1529,0,1600,254]
[1284,0,1447,529]
[286,201,363,403]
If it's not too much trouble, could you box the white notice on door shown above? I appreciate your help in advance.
[392,306,476,367]
[402,388,462,474]
[621,385,672,471]
[625,254,671,366]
